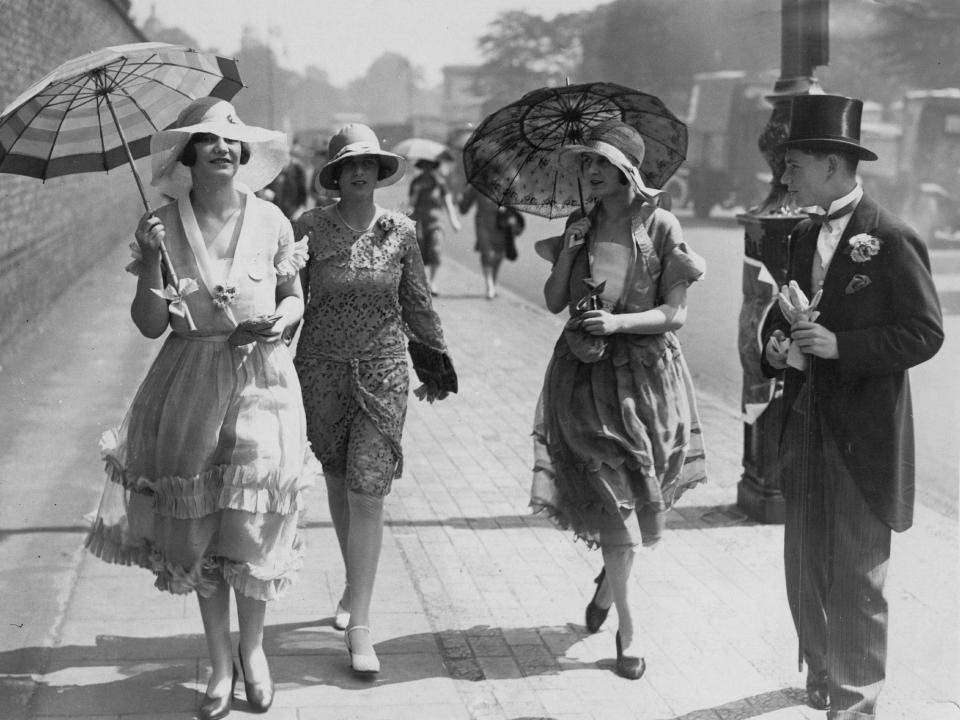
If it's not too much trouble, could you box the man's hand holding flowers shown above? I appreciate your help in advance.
[768,281,835,370]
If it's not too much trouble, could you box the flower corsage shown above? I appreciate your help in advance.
[847,233,881,263]
[212,284,237,309]
[377,212,402,239]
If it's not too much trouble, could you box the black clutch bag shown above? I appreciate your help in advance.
[563,278,608,363]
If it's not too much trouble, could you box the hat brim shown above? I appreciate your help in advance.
[557,141,662,200]
[778,138,878,161]
[150,120,290,198]
[317,150,405,193]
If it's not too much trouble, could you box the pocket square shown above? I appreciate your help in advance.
[845,274,871,295]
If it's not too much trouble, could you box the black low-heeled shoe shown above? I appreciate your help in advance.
[615,631,646,680]
[198,664,238,720]
[238,646,274,713]
[585,567,611,633]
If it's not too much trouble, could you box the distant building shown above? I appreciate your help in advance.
[442,65,486,128]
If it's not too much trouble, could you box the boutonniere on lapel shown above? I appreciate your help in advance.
[846,233,881,263]
[845,274,872,295]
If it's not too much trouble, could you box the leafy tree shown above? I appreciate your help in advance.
[868,0,960,94]
[579,0,779,111]
[476,10,590,100]
[347,53,418,125]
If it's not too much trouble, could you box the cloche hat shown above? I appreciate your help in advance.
[777,94,877,161]
[556,120,662,200]
[150,97,289,198]
[317,123,405,192]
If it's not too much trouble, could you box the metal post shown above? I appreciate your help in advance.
[735,0,828,523]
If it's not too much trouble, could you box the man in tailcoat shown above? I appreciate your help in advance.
[761,94,944,719]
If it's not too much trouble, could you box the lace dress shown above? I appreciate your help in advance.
[85,194,310,600]
[531,201,707,548]
[293,205,456,497]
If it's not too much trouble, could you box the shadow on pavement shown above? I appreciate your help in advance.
[305,504,757,533]
[668,688,807,719]
[0,620,596,718]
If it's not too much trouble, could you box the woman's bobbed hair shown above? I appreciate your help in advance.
[179,133,251,166]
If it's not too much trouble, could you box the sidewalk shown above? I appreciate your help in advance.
[0,243,957,720]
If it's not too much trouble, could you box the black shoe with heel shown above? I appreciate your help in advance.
[615,631,646,680]
[238,645,274,713]
[198,664,237,720]
[585,568,610,633]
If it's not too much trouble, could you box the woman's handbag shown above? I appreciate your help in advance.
[496,207,524,261]
[563,278,609,363]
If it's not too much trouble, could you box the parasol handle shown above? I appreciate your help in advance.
[577,177,586,216]
[102,91,197,331]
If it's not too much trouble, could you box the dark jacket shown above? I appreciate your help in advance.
[761,193,944,531]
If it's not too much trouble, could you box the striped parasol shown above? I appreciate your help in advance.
[0,42,242,186]
[0,42,245,330]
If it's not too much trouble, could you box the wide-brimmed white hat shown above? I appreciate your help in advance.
[556,120,662,200]
[150,97,289,198]
[317,123,405,193]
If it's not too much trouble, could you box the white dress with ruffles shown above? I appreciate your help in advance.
[85,193,310,600]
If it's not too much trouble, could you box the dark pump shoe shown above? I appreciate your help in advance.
[615,631,646,680]
[238,648,274,713]
[806,669,830,710]
[198,664,238,720]
[585,568,611,633]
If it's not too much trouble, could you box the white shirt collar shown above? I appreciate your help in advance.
[813,184,863,270]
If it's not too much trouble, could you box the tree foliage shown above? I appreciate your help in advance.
[475,10,589,100]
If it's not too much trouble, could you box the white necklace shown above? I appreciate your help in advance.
[335,203,375,234]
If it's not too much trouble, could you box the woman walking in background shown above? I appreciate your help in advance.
[408,156,461,295]
[458,184,524,299]
[294,124,457,674]
[86,98,309,718]
[531,121,707,679]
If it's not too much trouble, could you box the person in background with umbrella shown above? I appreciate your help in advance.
[530,120,707,679]
[761,94,943,718]
[408,155,462,295]
[85,97,309,719]
[293,123,457,675]
[457,184,523,299]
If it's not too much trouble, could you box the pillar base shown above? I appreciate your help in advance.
[736,475,785,524]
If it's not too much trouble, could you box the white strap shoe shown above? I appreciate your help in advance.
[333,600,350,630]
[344,626,380,674]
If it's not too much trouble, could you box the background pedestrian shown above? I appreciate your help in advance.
[457,185,524,299]
[408,156,461,295]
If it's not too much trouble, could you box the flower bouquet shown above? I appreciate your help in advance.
[777,280,822,371]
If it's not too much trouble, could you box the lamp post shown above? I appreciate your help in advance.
[735,0,829,523]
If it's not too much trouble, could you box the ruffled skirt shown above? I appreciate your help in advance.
[531,331,706,548]
[85,333,310,600]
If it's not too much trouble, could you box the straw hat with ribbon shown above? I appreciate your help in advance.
[317,123,405,193]
[150,97,289,198]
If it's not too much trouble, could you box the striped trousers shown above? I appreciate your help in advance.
[780,396,892,720]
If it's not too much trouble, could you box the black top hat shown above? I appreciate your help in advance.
[778,94,878,161]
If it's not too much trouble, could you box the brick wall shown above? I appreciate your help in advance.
[0,0,146,353]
